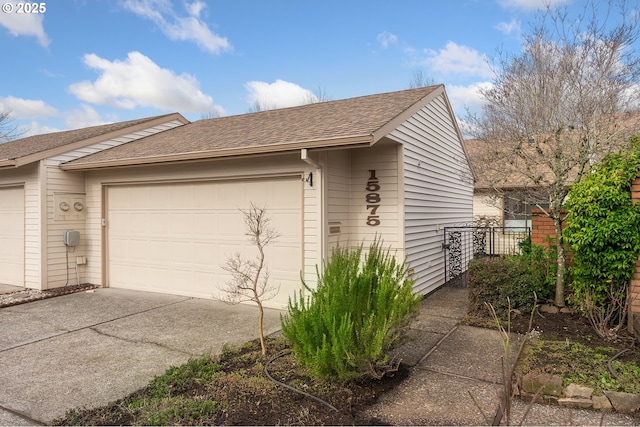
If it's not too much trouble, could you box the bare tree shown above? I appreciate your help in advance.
[200,110,222,120]
[408,69,437,89]
[0,109,20,143]
[247,100,277,113]
[218,203,280,355]
[249,87,331,113]
[465,0,640,307]
[303,86,331,104]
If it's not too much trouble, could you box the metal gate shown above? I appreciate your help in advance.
[443,226,530,287]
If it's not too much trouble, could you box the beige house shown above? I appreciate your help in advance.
[0,85,473,308]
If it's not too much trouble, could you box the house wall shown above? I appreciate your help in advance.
[0,163,42,288]
[388,94,474,295]
[82,154,319,290]
[325,150,352,252]
[349,141,403,257]
[43,161,87,289]
[473,191,502,225]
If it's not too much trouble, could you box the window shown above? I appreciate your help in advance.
[503,191,547,229]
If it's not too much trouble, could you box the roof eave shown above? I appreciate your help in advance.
[370,84,444,142]
[60,134,374,171]
[12,113,190,168]
[0,160,17,169]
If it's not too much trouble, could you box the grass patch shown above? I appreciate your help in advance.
[521,339,640,395]
[51,338,402,426]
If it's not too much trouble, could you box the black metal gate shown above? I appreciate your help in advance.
[443,226,530,287]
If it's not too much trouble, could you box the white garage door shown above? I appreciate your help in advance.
[0,186,24,287]
[106,177,302,308]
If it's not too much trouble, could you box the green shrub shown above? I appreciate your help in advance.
[281,240,421,382]
[564,136,640,339]
[468,254,551,317]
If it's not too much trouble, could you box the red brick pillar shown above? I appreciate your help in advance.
[531,209,558,247]
[630,175,640,338]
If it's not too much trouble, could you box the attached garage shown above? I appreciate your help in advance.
[0,186,24,287]
[105,176,303,307]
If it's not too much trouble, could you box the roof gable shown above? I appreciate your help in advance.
[0,113,189,168]
[62,86,444,170]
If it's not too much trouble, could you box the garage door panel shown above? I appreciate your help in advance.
[193,213,218,236]
[0,186,25,286]
[107,178,302,308]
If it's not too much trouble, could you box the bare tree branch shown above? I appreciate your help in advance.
[465,0,640,307]
[217,203,280,355]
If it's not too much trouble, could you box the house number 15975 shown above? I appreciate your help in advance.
[366,169,381,226]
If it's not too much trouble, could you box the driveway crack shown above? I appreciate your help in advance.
[89,327,197,357]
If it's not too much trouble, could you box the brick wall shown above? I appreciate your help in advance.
[630,175,640,338]
[531,208,563,247]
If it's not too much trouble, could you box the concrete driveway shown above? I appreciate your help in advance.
[0,288,283,425]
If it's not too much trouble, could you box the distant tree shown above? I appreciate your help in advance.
[304,86,331,104]
[218,203,280,356]
[247,100,277,113]
[465,0,640,307]
[248,87,331,113]
[200,110,222,120]
[408,70,437,88]
[0,109,20,143]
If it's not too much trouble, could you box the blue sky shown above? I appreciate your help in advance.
[0,0,632,136]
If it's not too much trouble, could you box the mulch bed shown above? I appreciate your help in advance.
[0,284,97,308]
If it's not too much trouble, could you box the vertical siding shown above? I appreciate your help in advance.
[44,163,87,288]
[0,163,41,288]
[349,142,403,257]
[388,93,473,295]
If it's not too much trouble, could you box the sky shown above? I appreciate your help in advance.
[0,0,636,137]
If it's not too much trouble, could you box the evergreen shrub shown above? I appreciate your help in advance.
[281,240,421,382]
[564,136,640,338]
[468,253,552,317]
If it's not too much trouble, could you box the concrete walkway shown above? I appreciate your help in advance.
[362,285,639,426]
[0,288,282,425]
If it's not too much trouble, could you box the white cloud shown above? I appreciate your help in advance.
[0,1,50,47]
[425,42,493,79]
[245,80,316,110]
[497,0,571,11]
[376,31,398,49]
[64,105,106,129]
[68,51,218,114]
[446,81,493,115]
[121,0,231,54]
[495,18,521,36]
[0,96,57,119]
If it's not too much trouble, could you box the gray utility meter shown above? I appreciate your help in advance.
[64,230,80,247]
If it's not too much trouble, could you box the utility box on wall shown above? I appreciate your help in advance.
[64,230,80,247]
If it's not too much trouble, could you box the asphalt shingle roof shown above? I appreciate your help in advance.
[0,113,182,162]
[64,86,441,168]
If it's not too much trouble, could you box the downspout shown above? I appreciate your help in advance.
[300,148,326,277]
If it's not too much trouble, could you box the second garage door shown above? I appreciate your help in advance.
[0,186,24,287]
[106,177,302,308]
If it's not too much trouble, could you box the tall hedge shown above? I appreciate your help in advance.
[564,136,640,338]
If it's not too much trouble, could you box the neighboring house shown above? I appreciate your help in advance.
[0,86,473,308]
[463,139,553,229]
[0,113,189,290]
